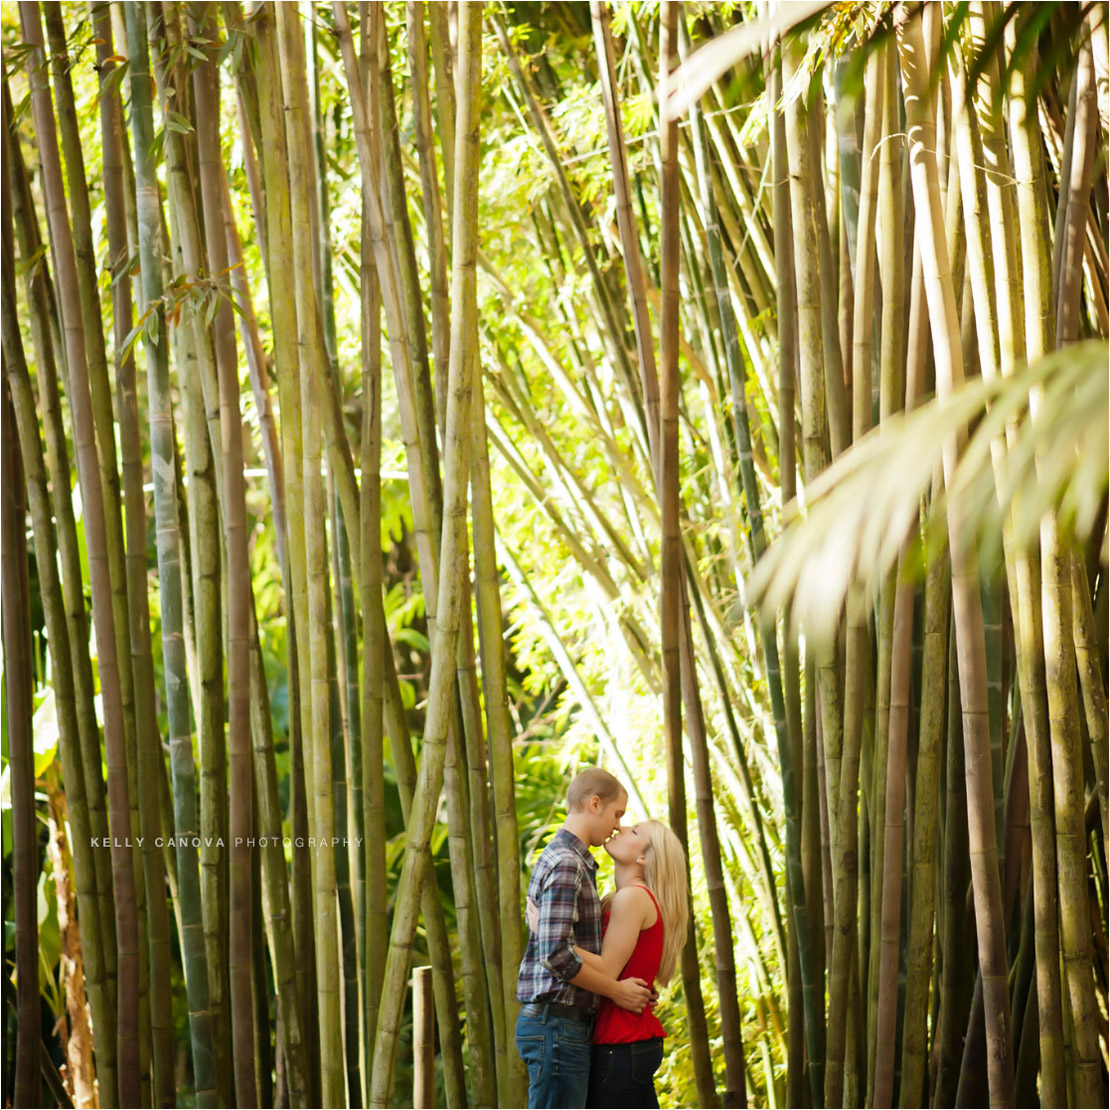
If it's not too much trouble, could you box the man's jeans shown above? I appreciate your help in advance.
[515,1004,593,1109]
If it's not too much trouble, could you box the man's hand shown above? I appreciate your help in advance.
[611,976,651,1013]
[526,897,540,933]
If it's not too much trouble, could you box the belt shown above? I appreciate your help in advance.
[520,1001,595,1025]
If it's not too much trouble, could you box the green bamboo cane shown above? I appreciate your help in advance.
[1071,557,1108,844]
[1,384,40,1109]
[2,88,118,1109]
[367,7,483,1102]
[870,33,914,1103]
[899,504,950,1107]
[125,6,222,1106]
[837,44,883,1107]
[376,585,469,1110]
[170,201,231,1094]
[247,607,311,1108]
[333,0,437,643]
[324,521,363,1107]
[246,15,318,1096]
[453,573,507,1105]
[365,31,491,973]
[951,43,1007,875]
[932,622,973,1107]
[155,28,236,1110]
[37,24,158,1074]
[306,25,365,1102]
[659,8,725,1108]
[337,9,489,1102]
[1030,24,1103,1101]
[348,15,466,1101]
[188,6,258,1101]
[427,0,456,231]
[778,23,852,1105]
[377,9,441,504]
[765,30,827,1094]
[493,11,647,447]
[20,7,143,1100]
[275,6,344,1105]
[430,41,510,1069]
[3,312,107,1107]
[951,32,1067,1102]
[85,6,178,1100]
[253,0,314,835]
[441,674,497,1110]
[40,11,145,947]
[899,13,1014,1103]
[407,0,451,436]
[866,48,908,1092]
[470,362,529,1109]
[250,786,272,1108]
[358,147,387,1100]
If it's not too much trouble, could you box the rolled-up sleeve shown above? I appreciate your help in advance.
[536,856,583,982]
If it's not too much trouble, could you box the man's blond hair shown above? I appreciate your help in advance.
[566,767,625,812]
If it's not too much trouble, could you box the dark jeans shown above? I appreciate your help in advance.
[586,1037,665,1109]
[516,1006,593,1108]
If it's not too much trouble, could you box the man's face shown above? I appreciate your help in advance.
[588,791,628,847]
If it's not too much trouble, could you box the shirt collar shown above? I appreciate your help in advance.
[554,827,598,872]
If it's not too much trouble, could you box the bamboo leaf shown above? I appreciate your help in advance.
[663,1,832,120]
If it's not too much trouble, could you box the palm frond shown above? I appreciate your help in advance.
[747,341,1109,644]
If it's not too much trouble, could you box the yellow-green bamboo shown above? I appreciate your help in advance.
[87,6,176,1100]
[3,82,118,1106]
[21,6,143,1100]
[275,6,343,1104]
[367,6,483,1102]
[189,6,258,1102]
[1,384,40,1108]
[129,6,221,1104]
[899,12,1014,1104]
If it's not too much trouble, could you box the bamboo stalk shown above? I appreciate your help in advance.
[275,6,343,1104]
[40,10,144,949]
[127,6,221,1105]
[151,10,234,1093]
[377,8,502,1074]
[899,499,950,1108]
[20,7,143,1101]
[2,316,42,1110]
[189,6,258,1102]
[88,5,177,1097]
[898,12,1014,1104]
[359,165,388,1094]
[2,84,116,1110]
[377,9,442,495]
[1038,27,1104,1103]
[495,24,649,460]
[368,8,483,1100]
[247,16,319,1095]
[658,8,724,1107]
[470,365,528,1109]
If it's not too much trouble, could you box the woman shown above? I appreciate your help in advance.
[576,819,689,1109]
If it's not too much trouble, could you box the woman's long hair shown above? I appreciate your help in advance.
[639,820,689,985]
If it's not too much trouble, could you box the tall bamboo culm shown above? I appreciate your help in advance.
[19,6,143,1102]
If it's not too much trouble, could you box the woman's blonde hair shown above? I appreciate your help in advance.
[638,820,689,985]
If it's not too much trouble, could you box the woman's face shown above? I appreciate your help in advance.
[604,821,648,866]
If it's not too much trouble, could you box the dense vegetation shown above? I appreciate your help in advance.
[1,1,1107,1108]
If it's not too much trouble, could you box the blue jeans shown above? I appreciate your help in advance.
[515,1005,594,1108]
[587,1038,664,1108]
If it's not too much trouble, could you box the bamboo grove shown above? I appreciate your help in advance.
[0,1,1107,1108]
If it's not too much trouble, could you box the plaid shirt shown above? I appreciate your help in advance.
[516,828,603,1010]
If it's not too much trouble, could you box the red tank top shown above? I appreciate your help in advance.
[593,885,666,1044]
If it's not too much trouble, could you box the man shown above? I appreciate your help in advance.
[515,768,652,1109]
